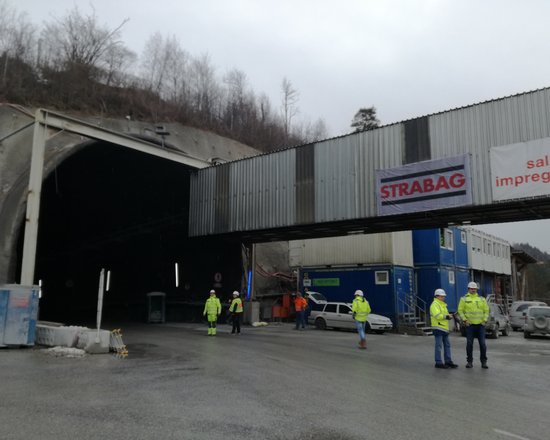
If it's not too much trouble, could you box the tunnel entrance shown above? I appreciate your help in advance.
[24,142,243,325]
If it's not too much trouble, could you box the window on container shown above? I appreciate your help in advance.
[472,235,480,252]
[461,230,467,244]
[445,229,454,250]
[375,271,389,285]
[448,270,455,284]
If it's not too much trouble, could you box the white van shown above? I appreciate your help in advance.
[509,301,548,331]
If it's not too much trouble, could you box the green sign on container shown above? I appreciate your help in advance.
[313,278,340,287]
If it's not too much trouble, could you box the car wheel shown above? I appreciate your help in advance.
[524,331,531,339]
[374,330,385,335]
[502,324,511,336]
[534,316,547,330]
[315,318,327,330]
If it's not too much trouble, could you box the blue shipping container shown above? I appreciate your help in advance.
[301,266,414,326]
[415,266,459,313]
[413,229,455,267]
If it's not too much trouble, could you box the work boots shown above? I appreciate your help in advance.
[359,339,367,349]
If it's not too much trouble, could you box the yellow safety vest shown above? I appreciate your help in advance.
[204,296,221,316]
[458,293,489,324]
[230,298,243,313]
[430,298,450,332]
[352,297,371,322]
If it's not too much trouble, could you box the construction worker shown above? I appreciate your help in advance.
[430,289,458,369]
[203,289,221,336]
[458,281,490,369]
[352,290,371,349]
[294,292,308,330]
[230,291,243,334]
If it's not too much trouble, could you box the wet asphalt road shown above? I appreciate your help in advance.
[1,323,549,440]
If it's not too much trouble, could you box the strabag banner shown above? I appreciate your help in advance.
[490,138,550,201]
[376,154,472,216]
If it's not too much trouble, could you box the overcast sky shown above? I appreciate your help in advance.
[17,0,550,254]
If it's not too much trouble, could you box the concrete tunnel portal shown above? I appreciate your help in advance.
[23,142,243,325]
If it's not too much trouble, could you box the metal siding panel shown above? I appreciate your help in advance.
[296,144,315,224]
[429,89,550,207]
[314,124,405,222]
[228,149,295,232]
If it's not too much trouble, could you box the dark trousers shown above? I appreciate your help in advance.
[466,324,487,363]
[295,311,306,329]
[231,313,242,333]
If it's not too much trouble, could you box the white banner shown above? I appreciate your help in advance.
[490,138,550,201]
[376,155,472,216]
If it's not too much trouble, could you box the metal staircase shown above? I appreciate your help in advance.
[397,295,433,336]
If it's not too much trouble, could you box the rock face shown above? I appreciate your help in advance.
[0,105,259,284]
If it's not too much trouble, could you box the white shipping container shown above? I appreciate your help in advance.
[289,231,413,268]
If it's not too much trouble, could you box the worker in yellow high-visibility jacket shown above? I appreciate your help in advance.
[458,282,489,369]
[229,291,243,334]
[430,289,458,369]
[203,289,221,336]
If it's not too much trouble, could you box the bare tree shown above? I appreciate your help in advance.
[280,76,299,139]
[0,1,36,87]
[189,53,219,123]
[102,44,136,87]
[40,5,129,78]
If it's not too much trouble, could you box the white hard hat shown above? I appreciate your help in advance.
[209,289,216,294]
[354,290,364,297]
[467,282,478,289]
[232,291,239,296]
[434,288,446,297]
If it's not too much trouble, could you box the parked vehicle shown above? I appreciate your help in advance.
[458,303,511,338]
[523,306,550,338]
[305,291,327,307]
[308,302,393,334]
[509,301,548,331]
[486,303,512,338]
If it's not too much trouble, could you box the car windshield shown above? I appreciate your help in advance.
[309,292,327,302]
[529,308,550,318]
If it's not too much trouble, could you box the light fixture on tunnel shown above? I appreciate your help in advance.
[106,271,111,292]
[462,220,472,225]
[38,279,42,299]
[175,263,179,287]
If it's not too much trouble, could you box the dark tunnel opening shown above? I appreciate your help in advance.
[23,142,243,326]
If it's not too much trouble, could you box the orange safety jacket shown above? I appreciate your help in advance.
[294,297,307,312]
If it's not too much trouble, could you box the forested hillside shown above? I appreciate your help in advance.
[0,2,328,152]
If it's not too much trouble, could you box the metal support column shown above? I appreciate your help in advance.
[20,112,47,285]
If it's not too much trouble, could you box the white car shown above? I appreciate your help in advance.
[523,306,550,338]
[308,302,393,334]
[509,301,547,331]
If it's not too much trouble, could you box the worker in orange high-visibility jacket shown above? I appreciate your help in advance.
[203,289,221,336]
[294,292,308,330]
[230,291,243,334]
